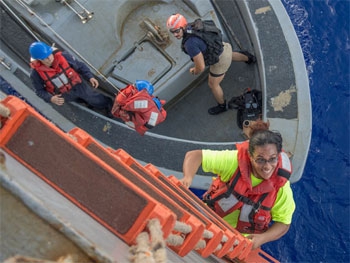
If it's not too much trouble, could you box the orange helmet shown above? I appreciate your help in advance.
[166,14,187,31]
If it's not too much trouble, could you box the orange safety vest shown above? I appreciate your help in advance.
[30,51,82,94]
[202,141,292,234]
[111,84,167,135]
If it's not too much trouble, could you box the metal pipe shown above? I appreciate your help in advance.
[0,0,40,41]
[71,0,94,19]
[61,0,88,24]
[13,0,120,93]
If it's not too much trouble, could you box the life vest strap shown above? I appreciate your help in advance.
[247,192,269,232]
[203,170,241,208]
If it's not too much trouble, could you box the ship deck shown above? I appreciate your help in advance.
[0,0,311,262]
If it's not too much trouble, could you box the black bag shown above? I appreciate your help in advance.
[183,19,223,65]
[228,88,262,129]
[190,19,222,35]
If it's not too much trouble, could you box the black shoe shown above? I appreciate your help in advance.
[239,50,257,64]
[106,111,115,119]
[208,102,227,115]
[99,106,115,119]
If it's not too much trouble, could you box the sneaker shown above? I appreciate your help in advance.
[100,107,115,119]
[208,102,227,115]
[239,50,257,64]
[106,110,115,119]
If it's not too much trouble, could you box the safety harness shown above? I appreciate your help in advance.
[202,141,292,233]
[182,19,224,66]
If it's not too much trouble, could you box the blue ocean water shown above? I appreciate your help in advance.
[262,1,350,262]
[0,1,348,262]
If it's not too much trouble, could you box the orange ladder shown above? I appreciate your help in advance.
[0,96,176,245]
[115,148,253,260]
[69,127,225,257]
[144,161,280,262]
[0,95,279,262]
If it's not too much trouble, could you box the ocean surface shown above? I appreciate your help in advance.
[0,0,348,262]
[262,1,350,262]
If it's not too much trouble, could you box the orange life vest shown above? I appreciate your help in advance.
[30,51,82,94]
[202,141,292,234]
[111,84,167,135]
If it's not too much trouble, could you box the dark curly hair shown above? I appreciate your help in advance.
[248,130,283,155]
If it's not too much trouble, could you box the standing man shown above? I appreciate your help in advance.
[166,14,256,115]
[29,41,112,114]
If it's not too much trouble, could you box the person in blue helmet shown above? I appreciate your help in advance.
[135,80,162,109]
[29,41,113,115]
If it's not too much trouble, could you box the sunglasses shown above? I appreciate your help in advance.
[253,157,278,165]
[170,28,181,34]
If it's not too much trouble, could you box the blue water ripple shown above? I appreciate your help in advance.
[264,0,350,262]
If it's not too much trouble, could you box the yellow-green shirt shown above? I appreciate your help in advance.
[202,149,295,228]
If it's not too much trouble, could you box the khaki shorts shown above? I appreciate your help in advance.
[209,42,232,76]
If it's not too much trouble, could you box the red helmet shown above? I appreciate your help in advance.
[166,14,187,31]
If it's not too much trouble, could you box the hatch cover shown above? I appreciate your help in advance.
[112,41,171,85]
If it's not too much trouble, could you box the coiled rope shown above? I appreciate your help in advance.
[129,219,233,262]
[0,103,10,118]
[129,219,167,263]
[0,103,11,128]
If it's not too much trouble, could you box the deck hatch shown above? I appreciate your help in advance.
[112,41,171,85]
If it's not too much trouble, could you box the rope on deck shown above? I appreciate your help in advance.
[166,220,192,247]
[0,103,10,118]
[0,103,11,129]
[129,218,219,262]
[166,222,196,247]
[129,219,167,263]
[166,221,216,252]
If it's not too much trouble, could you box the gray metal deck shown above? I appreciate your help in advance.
[1,0,310,183]
[0,0,311,262]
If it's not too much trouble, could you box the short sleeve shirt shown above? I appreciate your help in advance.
[202,149,295,227]
[183,36,207,58]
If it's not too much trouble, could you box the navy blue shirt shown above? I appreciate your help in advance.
[30,51,94,102]
[183,36,207,58]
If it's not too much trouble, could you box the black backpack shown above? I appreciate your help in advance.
[182,19,224,66]
[228,88,262,129]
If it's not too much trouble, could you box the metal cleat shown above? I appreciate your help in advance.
[0,57,12,71]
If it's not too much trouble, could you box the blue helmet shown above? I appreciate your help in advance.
[152,97,162,109]
[29,42,53,60]
[135,80,154,95]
